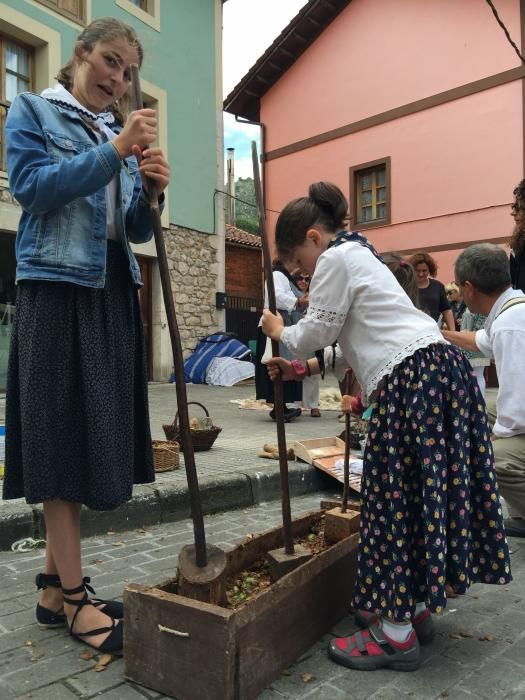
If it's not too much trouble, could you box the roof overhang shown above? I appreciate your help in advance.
[223,0,351,122]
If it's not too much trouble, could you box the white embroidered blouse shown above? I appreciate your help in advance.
[280,241,446,403]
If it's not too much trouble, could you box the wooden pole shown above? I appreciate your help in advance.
[251,141,294,555]
[129,64,208,568]
[341,370,352,513]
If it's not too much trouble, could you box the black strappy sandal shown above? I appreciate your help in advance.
[36,573,124,629]
[62,582,123,654]
[35,574,66,629]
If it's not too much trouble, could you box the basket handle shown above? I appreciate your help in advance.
[174,401,210,428]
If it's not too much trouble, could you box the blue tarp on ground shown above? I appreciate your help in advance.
[182,333,251,384]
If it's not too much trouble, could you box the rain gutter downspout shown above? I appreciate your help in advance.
[234,115,267,214]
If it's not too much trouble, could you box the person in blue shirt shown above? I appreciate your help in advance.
[3,17,170,655]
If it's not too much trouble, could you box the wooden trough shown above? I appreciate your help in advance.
[124,510,359,700]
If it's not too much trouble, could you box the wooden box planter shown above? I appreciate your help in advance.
[124,511,359,700]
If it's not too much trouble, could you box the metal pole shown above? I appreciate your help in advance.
[130,64,208,567]
[341,370,352,513]
[251,141,294,555]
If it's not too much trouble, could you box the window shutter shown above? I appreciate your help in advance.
[35,0,86,24]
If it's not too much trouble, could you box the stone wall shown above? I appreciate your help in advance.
[165,223,220,357]
[0,187,17,206]
[0,186,220,372]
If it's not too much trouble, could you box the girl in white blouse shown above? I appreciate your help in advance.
[262,182,510,673]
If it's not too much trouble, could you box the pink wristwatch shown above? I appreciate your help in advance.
[290,360,308,379]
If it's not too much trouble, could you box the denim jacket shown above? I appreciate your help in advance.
[6,92,158,288]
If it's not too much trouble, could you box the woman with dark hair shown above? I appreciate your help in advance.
[381,252,420,308]
[408,251,454,330]
[509,179,525,292]
[262,181,510,673]
[4,17,170,654]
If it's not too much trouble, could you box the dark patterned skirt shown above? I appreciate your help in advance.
[3,241,154,511]
[352,344,511,621]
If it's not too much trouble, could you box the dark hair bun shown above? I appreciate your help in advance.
[308,182,348,230]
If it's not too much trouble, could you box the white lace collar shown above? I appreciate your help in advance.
[41,84,117,140]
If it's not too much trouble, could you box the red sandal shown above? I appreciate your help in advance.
[355,608,435,645]
[328,623,421,671]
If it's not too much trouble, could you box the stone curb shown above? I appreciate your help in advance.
[0,463,334,549]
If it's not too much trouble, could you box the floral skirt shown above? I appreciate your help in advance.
[352,344,511,621]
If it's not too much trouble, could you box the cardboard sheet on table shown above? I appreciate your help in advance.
[313,454,362,494]
[294,437,346,465]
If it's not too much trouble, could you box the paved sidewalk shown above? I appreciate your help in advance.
[0,492,522,699]
[0,379,345,549]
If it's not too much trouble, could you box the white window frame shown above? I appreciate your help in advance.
[0,2,61,193]
[115,0,161,32]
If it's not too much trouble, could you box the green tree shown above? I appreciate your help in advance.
[226,177,259,234]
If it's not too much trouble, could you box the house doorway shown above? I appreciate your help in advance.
[225,295,262,348]
[0,232,16,392]
[136,255,153,380]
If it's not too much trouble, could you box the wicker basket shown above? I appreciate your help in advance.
[152,440,180,472]
[162,401,222,452]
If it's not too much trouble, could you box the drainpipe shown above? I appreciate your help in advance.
[234,115,267,215]
[215,0,226,331]
[226,147,235,225]
[235,115,266,305]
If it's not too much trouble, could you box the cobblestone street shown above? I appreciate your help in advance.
[0,493,523,700]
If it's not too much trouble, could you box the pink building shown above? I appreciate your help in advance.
[224,0,525,282]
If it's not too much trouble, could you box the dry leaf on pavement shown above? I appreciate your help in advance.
[479,634,494,642]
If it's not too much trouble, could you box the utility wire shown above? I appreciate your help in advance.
[485,0,525,65]
[215,188,281,214]
[213,189,282,236]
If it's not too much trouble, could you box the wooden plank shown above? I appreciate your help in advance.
[324,508,360,544]
[226,511,322,575]
[294,436,345,464]
[320,497,361,511]
[313,455,362,494]
[124,584,236,700]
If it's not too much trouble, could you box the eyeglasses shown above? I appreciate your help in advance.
[295,275,310,282]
